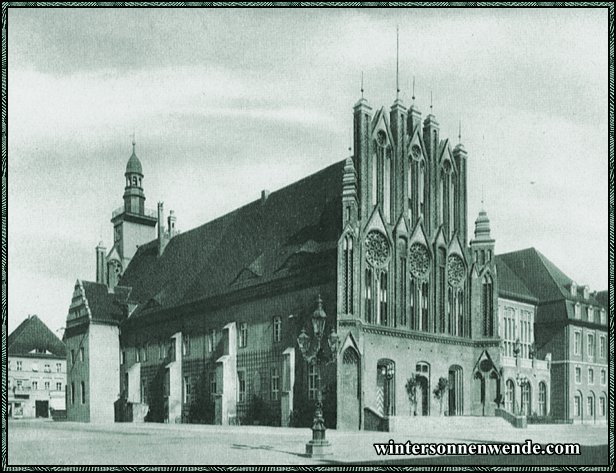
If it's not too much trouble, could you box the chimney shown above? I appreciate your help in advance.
[261,190,270,205]
[158,202,166,256]
[96,241,107,285]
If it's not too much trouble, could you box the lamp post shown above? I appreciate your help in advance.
[297,294,339,458]
[380,364,395,416]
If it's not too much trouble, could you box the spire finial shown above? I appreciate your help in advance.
[131,132,136,153]
[348,126,352,153]
[481,185,484,207]
[458,119,462,142]
[412,76,416,102]
[396,25,400,98]
[361,71,364,99]
[430,90,433,112]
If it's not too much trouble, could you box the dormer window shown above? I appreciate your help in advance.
[583,286,589,299]
[587,306,593,323]
[574,303,581,319]
[600,309,606,325]
[570,282,577,297]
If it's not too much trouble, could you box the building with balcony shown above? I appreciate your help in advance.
[8,315,67,419]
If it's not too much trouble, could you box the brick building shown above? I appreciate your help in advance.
[64,85,601,428]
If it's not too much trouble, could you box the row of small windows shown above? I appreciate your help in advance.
[573,332,607,359]
[573,393,607,418]
[9,361,62,373]
[9,380,63,391]
[573,303,607,324]
[574,367,607,386]
[504,380,547,416]
[121,318,284,364]
[500,307,534,358]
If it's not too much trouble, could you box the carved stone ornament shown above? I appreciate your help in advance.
[411,144,422,161]
[376,130,387,147]
[365,230,390,267]
[408,243,430,279]
[447,254,465,287]
[109,259,122,276]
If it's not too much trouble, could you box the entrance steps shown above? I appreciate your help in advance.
[389,415,513,434]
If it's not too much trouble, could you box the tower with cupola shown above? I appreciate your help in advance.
[96,139,158,288]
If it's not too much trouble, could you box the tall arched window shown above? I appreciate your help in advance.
[365,268,373,324]
[505,379,515,412]
[343,236,354,314]
[398,245,407,328]
[379,272,388,326]
[371,151,378,207]
[409,277,416,330]
[438,248,446,333]
[538,382,547,416]
[407,161,413,224]
[457,289,464,337]
[448,287,454,335]
[439,173,445,225]
[483,274,493,336]
[383,150,391,223]
[419,161,426,220]
[421,281,429,332]
[450,178,456,237]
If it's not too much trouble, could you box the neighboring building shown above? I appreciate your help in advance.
[498,248,608,424]
[495,257,550,418]
[8,315,67,419]
[67,84,605,430]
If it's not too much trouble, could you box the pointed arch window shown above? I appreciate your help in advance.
[448,286,454,335]
[378,272,388,326]
[365,268,373,324]
[383,149,391,224]
[483,274,494,336]
[421,281,429,332]
[343,235,354,314]
[450,178,456,238]
[457,289,464,337]
[419,161,426,220]
[407,161,414,224]
[409,277,416,330]
[438,248,446,333]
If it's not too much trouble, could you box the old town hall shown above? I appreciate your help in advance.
[64,71,607,429]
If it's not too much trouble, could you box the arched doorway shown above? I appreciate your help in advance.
[376,359,395,417]
[474,372,485,415]
[339,347,361,430]
[448,365,463,415]
[416,362,430,416]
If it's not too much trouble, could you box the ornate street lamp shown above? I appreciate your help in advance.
[380,363,395,416]
[297,294,339,458]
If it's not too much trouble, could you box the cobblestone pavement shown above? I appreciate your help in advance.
[7,418,609,466]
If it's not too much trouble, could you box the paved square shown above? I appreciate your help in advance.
[7,419,609,466]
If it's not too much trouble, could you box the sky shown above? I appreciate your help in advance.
[7,7,609,335]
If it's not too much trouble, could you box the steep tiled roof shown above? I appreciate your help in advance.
[495,256,537,304]
[119,159,345,318]
[8,315,66,357]
[595,290,609,309]
[497,248,602,306]
[81,281,130,322]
